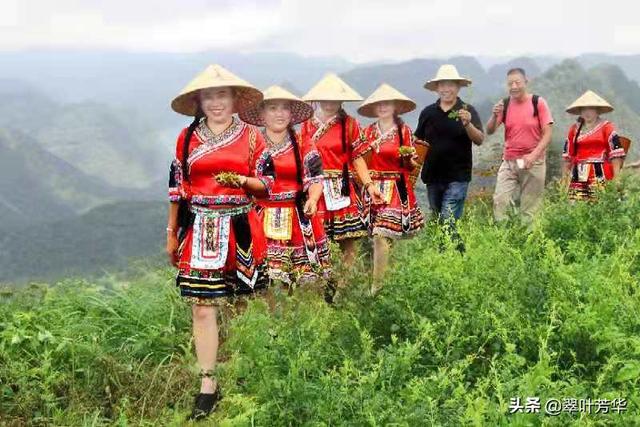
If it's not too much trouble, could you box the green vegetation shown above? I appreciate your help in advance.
[1,174,639,425]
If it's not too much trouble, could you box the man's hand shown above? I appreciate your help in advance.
[522,152,537,170]
[492,99,504,118]
[459,109,472,127]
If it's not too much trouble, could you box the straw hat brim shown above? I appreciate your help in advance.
[171,85,263,116]
[357,99,417,118]
[566,105,614,115]
[424,78,472,92]
[239,98,314,127]
[566,90,614,115]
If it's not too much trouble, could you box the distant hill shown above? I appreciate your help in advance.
[487,56,542,84]
[0,82,167,189]
[0,201,166,283]
[0,50,354,129]
[577,53,640,84]
[0,129,75,228]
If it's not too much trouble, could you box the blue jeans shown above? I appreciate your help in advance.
[427,181,469,221]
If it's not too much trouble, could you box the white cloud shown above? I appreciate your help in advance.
[1,0,639,60]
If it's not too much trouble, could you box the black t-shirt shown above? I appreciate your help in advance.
[414,98,483,184]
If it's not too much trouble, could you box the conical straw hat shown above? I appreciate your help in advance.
[302,73,363,102]
[424,64,472,91]
[171,64,263,116]
[239,85,314,126]
[357,83,416,118]
[566,90,614,115]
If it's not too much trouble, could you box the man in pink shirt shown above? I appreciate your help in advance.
[486,68,553,223]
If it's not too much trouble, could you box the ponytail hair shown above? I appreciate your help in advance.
[394,113,405,167]
[337,107,350,197]
[181,107,203,182]
[338,107,347,153]
[287,124,304,187]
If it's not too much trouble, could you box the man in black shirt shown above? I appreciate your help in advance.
[414,64,484,223]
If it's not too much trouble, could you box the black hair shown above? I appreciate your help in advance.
[181,107,204,182]
[337,107,347,153]
[573,117,585,156]
[337,107,350,196]
[394,113,405,167]
[507,67,527,78]
[287,124,304,187]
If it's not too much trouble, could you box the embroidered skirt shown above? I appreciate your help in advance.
[363,172,424,239]
[257,199,331,285]
[568,161,612,201]
[317,176,367,241]
[176,204,269,305]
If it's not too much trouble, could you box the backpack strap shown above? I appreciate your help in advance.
[532,94,541,129]
[532,94,540,117]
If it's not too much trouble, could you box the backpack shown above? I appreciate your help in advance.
[502,94,541,128]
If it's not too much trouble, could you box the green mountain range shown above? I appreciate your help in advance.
[0,201,166,284]
[0,80,165,189]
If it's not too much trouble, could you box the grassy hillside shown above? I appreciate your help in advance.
[1,174,639,425]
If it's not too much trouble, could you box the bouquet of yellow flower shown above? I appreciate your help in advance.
[215,172,243,187]
[398,146,416,158]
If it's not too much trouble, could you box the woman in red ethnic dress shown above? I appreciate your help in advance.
[358,84,424,294]
[240,86,331,285]
[562,90,625,201]
[301,73,384,266]
[166,65,274,421]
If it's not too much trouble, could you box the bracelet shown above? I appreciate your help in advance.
[166,227,175,233]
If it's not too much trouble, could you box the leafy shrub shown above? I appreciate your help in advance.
[1,175,639,425]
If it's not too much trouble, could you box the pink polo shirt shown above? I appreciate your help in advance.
[496,95,553,160]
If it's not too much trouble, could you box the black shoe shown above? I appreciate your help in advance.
[188,388,222,421]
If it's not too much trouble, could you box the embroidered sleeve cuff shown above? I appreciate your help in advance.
[609,148,626,159]
[303,175,324,192]
[351,134,371,159]
[352,144,373,160]
[258,176,275,195]
[169,188,181,202]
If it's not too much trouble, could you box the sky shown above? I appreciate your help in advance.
[1,0,639,63]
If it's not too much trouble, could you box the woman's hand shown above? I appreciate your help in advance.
[412,153,421,169]
[366,182,385,205]
[303,197,319,217]
[215,172,247,188]
[166,231,179,267]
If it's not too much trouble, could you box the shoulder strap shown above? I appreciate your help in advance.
[532,95,541,129]
[532,95,540,117]
[502,97,510,123]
